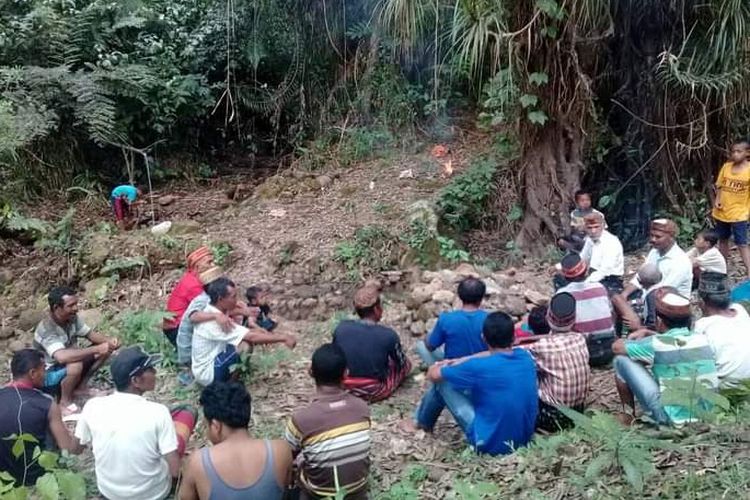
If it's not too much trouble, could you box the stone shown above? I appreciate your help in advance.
[416,303,437,322]
[78,308,104,329]
[327,295,347,308]
[218,197,232,209]
[410,321,426,336]
[158,195,177,206]
[410,286,433,306]
[17,309,45,331]
[491,273,515,289]
[0,269,13,287]
[454,263,479,278]
[84,277,110,302]
[295,285,317,299]
[169,219,201,235]
[483,278,503,296]
[524,289,549,306]
[83,233,112,269]
[432,290,456,304]
[381,271,403,284]
[316,175,333,189]
[8,340,26,352]
[0,328,16,340]
[497,294,527,317]
[438,270,459,284]
[364,278,382,291]
[301,298,318,308]
[421,271,440,283]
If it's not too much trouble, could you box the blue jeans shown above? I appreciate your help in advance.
[614,355,670,424]
[414,341,475,434]
[213,344,239,383]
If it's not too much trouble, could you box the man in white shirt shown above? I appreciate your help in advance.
[75,347,194,500]
[192,278,296,386]
[580,212,624,293]
[621,219,693,298]
[694,276,750,390]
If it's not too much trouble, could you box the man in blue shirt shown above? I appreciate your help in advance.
[110,184,141,229]
[406,311,538,455]
[409,278,488,430]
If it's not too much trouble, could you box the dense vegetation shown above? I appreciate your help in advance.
[1,0,749,247]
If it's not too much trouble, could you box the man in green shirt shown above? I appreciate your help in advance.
[612,287,718,425]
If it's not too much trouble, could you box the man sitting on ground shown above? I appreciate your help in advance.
[192,277,296,386]
[612,289,719,425]
[515,305,550,340]
[333,286,411,403]
[411,312,537,455]
[0,349,82,485]
[180,382,292,500]
[75,346,197,500]
[163,247,215,346]
[556,254,616,366]
[518,293,590,432]
[580,212,624,294]
[34,286,121,415]
[612,263,663,333]
[411,278,488,430]
[620,219,692,299]
[285,344,371,500]
[694,275,750,390]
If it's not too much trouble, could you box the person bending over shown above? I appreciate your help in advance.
[33,286,120,415]
[0,349,82,486]
[285,344,371,499]
[110,184,141,230]
[333,286,411,403]
[180,382,292,500]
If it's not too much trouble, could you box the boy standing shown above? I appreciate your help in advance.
[712,140,750,278]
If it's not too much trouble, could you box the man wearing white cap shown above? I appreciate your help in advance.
[611,288,718,425]
[620,218,693,299]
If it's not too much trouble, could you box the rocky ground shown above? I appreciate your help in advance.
[2,140,748,498]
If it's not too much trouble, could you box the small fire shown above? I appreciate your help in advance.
[443,158,453,177]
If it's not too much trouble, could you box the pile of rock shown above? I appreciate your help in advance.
[398,263,552,336]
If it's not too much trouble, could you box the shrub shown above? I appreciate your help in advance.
[437,159,497,233]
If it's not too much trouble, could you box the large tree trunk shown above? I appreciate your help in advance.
[516,121,583,251]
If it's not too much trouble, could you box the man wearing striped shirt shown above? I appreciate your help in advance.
[612,288,719,425]
[285,344,371,499]
[556,253,616,366]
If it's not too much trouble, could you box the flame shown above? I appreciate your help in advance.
[443,158,453,177]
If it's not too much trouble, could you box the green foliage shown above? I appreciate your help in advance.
[559,409,672,493]
[0,202,49,239]
[116,310,176,368]
[35,209,76,255]
[99,256,148,278]
[334,225,401,279]
[437,159,497,232]
[0,434,85,500]
[209,242,232,267]
[376,465,428,500]
[437,236,470,263]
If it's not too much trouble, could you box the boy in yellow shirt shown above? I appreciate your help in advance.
[713,140,750,278]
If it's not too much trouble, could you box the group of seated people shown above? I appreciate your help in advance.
[3,213,750,499]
